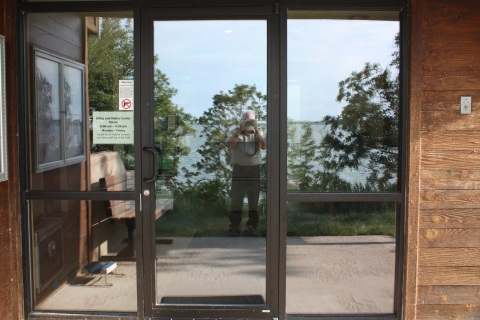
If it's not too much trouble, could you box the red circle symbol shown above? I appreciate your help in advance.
[121,99,132,110]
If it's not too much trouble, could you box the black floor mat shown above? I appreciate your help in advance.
[160,295,265,305]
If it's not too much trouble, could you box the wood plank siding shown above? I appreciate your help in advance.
[410,0,480,319]
[0,0,22,318]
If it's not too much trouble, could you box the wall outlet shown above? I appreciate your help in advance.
[461,96,471,114]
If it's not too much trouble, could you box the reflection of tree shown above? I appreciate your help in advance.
[288,34,399,192]
[183,84,266,198]
[88,18,134,157]
[288,121,316,191]
[64,80,83,158]
[88,18,194,176]
[153,64,195,179]
[88,18,133,115]
[321,61,398,191]
[36,69,60,163]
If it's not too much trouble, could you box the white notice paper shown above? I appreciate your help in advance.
[119,80,134,110]
[92,111,134,144]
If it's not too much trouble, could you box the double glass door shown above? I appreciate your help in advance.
[139,5,402,319]
[25,2,403,319]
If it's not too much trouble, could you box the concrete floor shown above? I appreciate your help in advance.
[36,235,395,315]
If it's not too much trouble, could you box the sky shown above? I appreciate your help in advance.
[154,19,399,122]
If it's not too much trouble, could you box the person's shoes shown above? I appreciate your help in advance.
[244,226,258,237]
[228,229,241,237]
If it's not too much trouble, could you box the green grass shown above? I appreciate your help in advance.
[155,206,268,237]
[286,210,396,237]
[155,202,396,237]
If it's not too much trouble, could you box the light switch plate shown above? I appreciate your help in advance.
[461,96,471,114]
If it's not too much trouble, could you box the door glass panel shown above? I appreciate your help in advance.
[153,20,267,305]
[28,13,135,191]
[286,11,400,315]
[287,12,399,193]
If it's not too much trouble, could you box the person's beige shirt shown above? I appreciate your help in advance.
[227,128,263,166]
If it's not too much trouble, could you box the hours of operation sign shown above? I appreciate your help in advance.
[93,111,134,144]
[119,79,134,110]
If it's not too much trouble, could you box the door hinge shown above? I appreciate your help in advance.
[275,3,280,14]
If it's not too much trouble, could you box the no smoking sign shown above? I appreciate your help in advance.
[121,98,132,110]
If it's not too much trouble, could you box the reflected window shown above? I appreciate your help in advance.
[34,49,86,172]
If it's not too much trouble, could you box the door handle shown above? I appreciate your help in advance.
[143,146,157,183]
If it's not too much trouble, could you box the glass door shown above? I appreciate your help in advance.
[140,7,279,319]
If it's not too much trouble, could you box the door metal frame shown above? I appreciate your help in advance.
[17,0,408,319]
[139,4,281,319]
[279,1,408,320]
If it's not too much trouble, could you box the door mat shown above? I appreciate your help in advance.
[160,295,265,305]
[156,238,173,244]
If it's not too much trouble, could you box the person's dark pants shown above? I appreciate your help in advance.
[229,165,260,231]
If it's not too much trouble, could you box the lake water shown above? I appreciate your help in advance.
[175,124,370,187]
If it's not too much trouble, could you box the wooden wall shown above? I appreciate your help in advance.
[0,0,23,319]
[407,0,480,319]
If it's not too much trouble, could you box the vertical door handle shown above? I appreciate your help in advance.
[143,147,157,183]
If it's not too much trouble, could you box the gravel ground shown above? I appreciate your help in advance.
[37,235,395,315]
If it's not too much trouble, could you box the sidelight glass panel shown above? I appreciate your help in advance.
[28,12,135,191]
[286,201,397,314]
[27,11,137,314]
[287,12,400,193]
[153,20,267,305]
[31,200,137,312]
[286,10,400,316]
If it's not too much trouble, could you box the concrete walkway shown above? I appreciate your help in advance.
[37,235,395,315]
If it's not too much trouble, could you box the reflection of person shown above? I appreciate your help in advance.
[225,111,266,236]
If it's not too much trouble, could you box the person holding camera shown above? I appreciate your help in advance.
[225,110,266,237]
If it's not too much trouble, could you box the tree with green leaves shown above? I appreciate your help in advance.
[286,34,399,193]
[318,35,400,191]
[87,18,194,178]
[152,65,195,179]
[182,84,267,198]
[287,121,316,191]
[88,18,134,114]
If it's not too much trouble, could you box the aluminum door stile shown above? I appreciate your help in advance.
[139,3,281,319]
